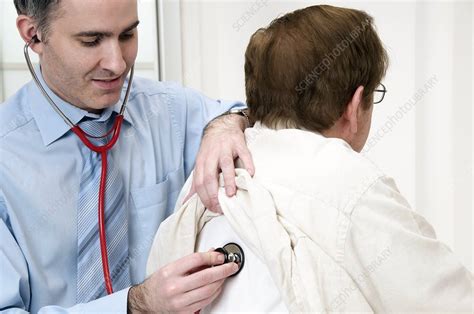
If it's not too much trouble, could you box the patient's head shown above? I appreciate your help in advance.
[245,5,388,152]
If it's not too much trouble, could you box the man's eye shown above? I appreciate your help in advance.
[119,33,135,41]
[81,37,101,47]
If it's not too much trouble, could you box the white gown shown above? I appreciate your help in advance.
[197,215,288,313]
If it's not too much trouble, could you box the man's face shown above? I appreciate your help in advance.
[38,0,139,112]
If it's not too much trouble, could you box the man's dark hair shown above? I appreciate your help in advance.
[245,5,389,131]
[13,0,62,41]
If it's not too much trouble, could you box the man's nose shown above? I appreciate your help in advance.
[100,41,127,75]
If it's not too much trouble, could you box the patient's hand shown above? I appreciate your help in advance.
[127,251,238,313]
[192,113,254,213]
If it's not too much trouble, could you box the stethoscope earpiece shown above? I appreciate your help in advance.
[215,242,245,277]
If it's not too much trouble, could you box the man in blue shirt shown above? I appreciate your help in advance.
[0,0,254,312]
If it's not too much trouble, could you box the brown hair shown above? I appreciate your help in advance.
[245,5,389,131]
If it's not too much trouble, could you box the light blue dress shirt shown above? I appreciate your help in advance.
[0,68,244,313]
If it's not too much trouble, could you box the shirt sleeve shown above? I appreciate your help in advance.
[0,194,31,312]
[0,290,129,314]
[0,195,130,314]
[342,176,472,313]
[178,85,246,178]
[37,288,130,314]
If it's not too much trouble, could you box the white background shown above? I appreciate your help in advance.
[1,0,472,271]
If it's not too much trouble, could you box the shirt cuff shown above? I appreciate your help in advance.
[70,287,130,313]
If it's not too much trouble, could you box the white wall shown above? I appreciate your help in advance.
[414,0,473,274]
[161,0,473,270]
[0,0,160,101]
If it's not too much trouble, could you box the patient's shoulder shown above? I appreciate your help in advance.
[245,127,384,210]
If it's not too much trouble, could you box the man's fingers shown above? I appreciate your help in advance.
[173,252,225,276]
[182,262,238,291]
[236,144,255,176]
[202,164,220,212]
[175,279,224,309]
[183,285,224,313]
[219,155,236,197]
[186,248,219,274]
[195,155,221,212]
[193,162,211,209]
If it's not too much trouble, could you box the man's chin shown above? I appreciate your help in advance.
[82,100,120,114]
[97,93,123,108]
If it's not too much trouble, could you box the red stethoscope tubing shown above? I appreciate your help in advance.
[71,115,125,294]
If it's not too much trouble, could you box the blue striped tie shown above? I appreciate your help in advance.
[76,115,130,302]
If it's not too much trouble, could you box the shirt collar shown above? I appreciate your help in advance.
[28,65,133,146]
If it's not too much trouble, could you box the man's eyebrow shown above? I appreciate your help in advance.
[121,20,140,34]
[73,20,140,37]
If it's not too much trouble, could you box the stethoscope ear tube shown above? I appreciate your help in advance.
[24,37,75,128]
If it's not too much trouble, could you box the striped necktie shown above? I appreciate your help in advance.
[76,115,130,302]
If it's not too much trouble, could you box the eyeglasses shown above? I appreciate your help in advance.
[373,83,387,104]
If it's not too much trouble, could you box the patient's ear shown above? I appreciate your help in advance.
[342,85,365,136]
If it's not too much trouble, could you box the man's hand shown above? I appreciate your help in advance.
[191,113,255,213]
[127,251,238,313]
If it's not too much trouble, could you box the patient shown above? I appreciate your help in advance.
[147,5,472,313]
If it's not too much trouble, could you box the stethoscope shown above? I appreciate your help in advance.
[24,35,134,295]
[215,243,245,276]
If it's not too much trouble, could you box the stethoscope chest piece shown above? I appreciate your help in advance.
[215,242,245,277]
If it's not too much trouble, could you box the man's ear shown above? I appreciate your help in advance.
[17,15,43,54]
[342,85,365,135]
